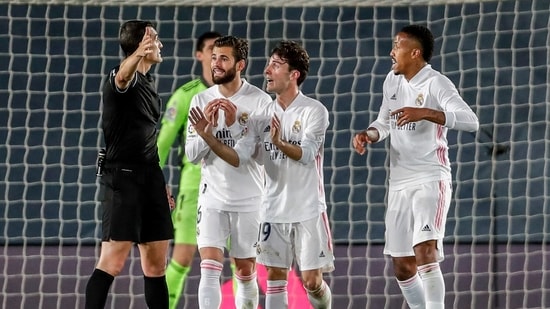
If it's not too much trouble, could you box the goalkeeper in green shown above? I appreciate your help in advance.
[157,31,223,309]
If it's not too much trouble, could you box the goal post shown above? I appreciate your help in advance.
[1,0,549,308]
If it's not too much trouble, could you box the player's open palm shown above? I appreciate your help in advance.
[270,114,282,146]
[189,106,212,136]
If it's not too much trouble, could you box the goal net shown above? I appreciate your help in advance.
[1,0,549,308]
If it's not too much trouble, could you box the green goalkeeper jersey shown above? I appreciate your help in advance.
[157,78,208,187]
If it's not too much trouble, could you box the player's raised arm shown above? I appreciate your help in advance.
[185,98,215,164]
[116,26,154,90]
[269,113,302,162]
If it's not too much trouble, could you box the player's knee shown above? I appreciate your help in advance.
[141,257,168,277]
[392,257,418,281]
[413,240,439,264]
[301,269,322,291]
[172,244,197,266]
[267,267,288,280]
[96,261,125,277]
[234,258,256,278]
[303,280,322,293]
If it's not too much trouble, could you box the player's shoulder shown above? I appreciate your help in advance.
[383,71,402,92]
[418,65,456,89]
[298,92,325,108]
[192,84,218,102]
[290,93,328,119]
[243,80,271,97]
[177,78,206,92]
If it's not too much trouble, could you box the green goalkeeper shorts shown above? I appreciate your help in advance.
[172,186,200,245]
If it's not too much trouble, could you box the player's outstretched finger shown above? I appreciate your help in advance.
[189,107,200,124]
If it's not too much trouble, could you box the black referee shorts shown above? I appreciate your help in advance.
[99,164,174,243]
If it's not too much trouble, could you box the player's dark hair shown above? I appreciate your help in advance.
[270,40,310,86]
[196,31,223,52]
[214,35,249,63]
[400,24,434,62]
[119,20,156,57]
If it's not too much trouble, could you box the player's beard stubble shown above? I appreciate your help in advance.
[212,66,238,85]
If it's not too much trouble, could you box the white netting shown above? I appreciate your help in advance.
[1,1,549,308]
[2,0,501,7]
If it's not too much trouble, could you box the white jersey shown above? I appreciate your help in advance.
[369,65,479,190]
[234,92,329,223]
[185,79,273,212]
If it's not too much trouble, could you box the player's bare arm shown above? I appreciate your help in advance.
[270,113,302,161]
[391,107,445,126]
[115,27,154,90]
[189,106,240,167]
[352,128,379,155]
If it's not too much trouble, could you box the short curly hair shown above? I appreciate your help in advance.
[400,24,434,62]
[270,40,310,86]
[213,35,249,63]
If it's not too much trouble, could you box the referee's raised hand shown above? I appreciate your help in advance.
[136,26,154,58]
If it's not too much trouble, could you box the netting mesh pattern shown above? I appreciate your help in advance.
[2,0,502,7]
[0,1,549,308]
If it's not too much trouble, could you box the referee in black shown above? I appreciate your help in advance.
[85,20,175,309]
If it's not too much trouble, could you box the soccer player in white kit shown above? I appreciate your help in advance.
[353,25,479,309]
[185,35,272,309]
[189,40,334,309]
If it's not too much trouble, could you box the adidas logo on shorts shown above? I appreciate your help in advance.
[421,225,431,232]
[319,251,325,258]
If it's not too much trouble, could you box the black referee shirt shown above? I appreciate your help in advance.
[101,66,162,165]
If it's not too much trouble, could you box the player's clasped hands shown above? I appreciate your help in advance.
[216,98,238,126]
[189,98,239,133]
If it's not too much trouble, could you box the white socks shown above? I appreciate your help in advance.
[418,262,445,309]
[265,280,288,309]
[306,280,332,309]
[398,262,445,309]
[198,259,223,309]
[397,273,426,309]
[235,272,259,309]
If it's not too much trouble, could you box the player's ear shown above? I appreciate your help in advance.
[291,69,300,81]
[237,59,246,72]
[195,51,203,62]
[412,48,421,58]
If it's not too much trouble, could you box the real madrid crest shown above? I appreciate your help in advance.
[238,112,249,126]
[415,93,424,106]
[292,121,302,134]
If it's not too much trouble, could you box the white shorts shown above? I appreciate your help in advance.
[383,180,452,262]
[256,212,335,272]
[196,207,259,259]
